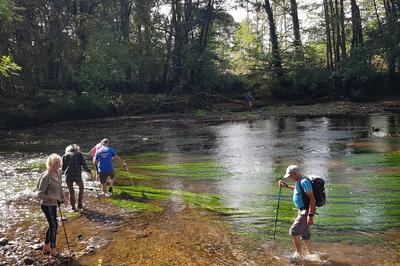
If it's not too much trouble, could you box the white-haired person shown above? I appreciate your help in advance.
[62,144,92,211]
[94,138,127,194]
[37,153,68,258]
[278,165,316,261]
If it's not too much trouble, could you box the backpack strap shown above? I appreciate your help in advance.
[299,177,311,209]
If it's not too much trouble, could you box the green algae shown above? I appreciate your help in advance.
[113,148,400,245]
[130,161,230,180]
[107,198,163,213]
[112,185,235,215]
[114,169,160,181]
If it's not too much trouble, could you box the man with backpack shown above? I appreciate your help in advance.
[278,165,317,261]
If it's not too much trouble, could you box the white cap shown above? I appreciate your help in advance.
[284,165,300,178]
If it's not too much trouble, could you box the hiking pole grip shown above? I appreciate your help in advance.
[273,186,282,239]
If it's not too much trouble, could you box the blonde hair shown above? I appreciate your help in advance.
[46,153,62,169]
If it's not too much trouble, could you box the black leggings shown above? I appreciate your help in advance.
[41,205,58,248]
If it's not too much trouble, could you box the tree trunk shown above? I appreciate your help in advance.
[171,0,185,91]
[195,0,214,90]
[350,0,363,49]
[330,0,340,68]
[120,0,131,43]
[162,17,173,93]
[289,0,303,59]
[323,0,334,70]
[47,0,64,89]
[339,0,346,58]
[263,0,283,78]
[383,0,398,83]
[372,0,382,27]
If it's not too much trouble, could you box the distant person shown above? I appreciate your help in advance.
[62,144,92,211]
[94,139,127,194]
[244,91,256,109]
[89,140,103,180]
[37,153,68,258]
[278,165,316,261]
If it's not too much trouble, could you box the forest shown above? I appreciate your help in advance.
[0,0,399,127]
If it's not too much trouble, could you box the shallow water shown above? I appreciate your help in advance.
[0,114,400,262]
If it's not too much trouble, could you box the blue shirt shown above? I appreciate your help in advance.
[95,147,117,172]
[293,177,313,209]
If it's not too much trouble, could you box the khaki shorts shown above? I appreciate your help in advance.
[99,171,115,184]
[289,209,311,240]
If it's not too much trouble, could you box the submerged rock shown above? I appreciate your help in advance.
[85,245,96,254]
[23,256,35,265]
[0,237,8,246]
[30,243,43,250]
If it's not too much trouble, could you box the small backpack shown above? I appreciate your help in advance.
[300,175,326,208]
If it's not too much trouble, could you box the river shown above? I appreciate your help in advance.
[0,114,399,265]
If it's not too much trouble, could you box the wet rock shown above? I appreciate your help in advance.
[23,256,35,265]
[85,245,96,254]
[0,237,8,246]
[30,243,43,250]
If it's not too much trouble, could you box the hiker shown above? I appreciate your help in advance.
[89,140,103,180]
[278,165,316,260]
[94,138,127,194]
[62,144,92,211]
[37,153,68,258]
[244,91,255,109]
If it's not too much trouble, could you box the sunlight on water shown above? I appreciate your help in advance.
[0,114,399,245]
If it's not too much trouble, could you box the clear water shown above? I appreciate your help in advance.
[0,114,399,247]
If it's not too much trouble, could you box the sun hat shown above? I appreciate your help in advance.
[284,165,300,178]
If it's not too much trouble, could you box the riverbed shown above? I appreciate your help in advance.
[0,107,399,265]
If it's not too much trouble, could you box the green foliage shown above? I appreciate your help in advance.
[0,0,17,21]
[76,24,135,91]
[0,55,21,78]
[195,109,207,118]
[284,45,330,97]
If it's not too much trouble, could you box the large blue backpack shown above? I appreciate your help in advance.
[300,175,326,208]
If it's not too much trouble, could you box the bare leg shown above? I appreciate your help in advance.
[292,235,302,254]
[304,240,313,254]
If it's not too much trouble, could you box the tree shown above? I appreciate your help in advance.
[263,0,283,78]
[0,0,21,79]
[350,0,363,49]
[289,0,303,58]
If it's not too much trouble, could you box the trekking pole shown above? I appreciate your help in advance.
[58,204,72,257]
[124,164,134,186]
[273,186,282,239]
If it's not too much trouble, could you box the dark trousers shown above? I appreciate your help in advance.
[66,178,84,209]
[41,205,58,248]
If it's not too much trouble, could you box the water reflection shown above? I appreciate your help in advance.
[211,115,400,238]
[0,114,400,242]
